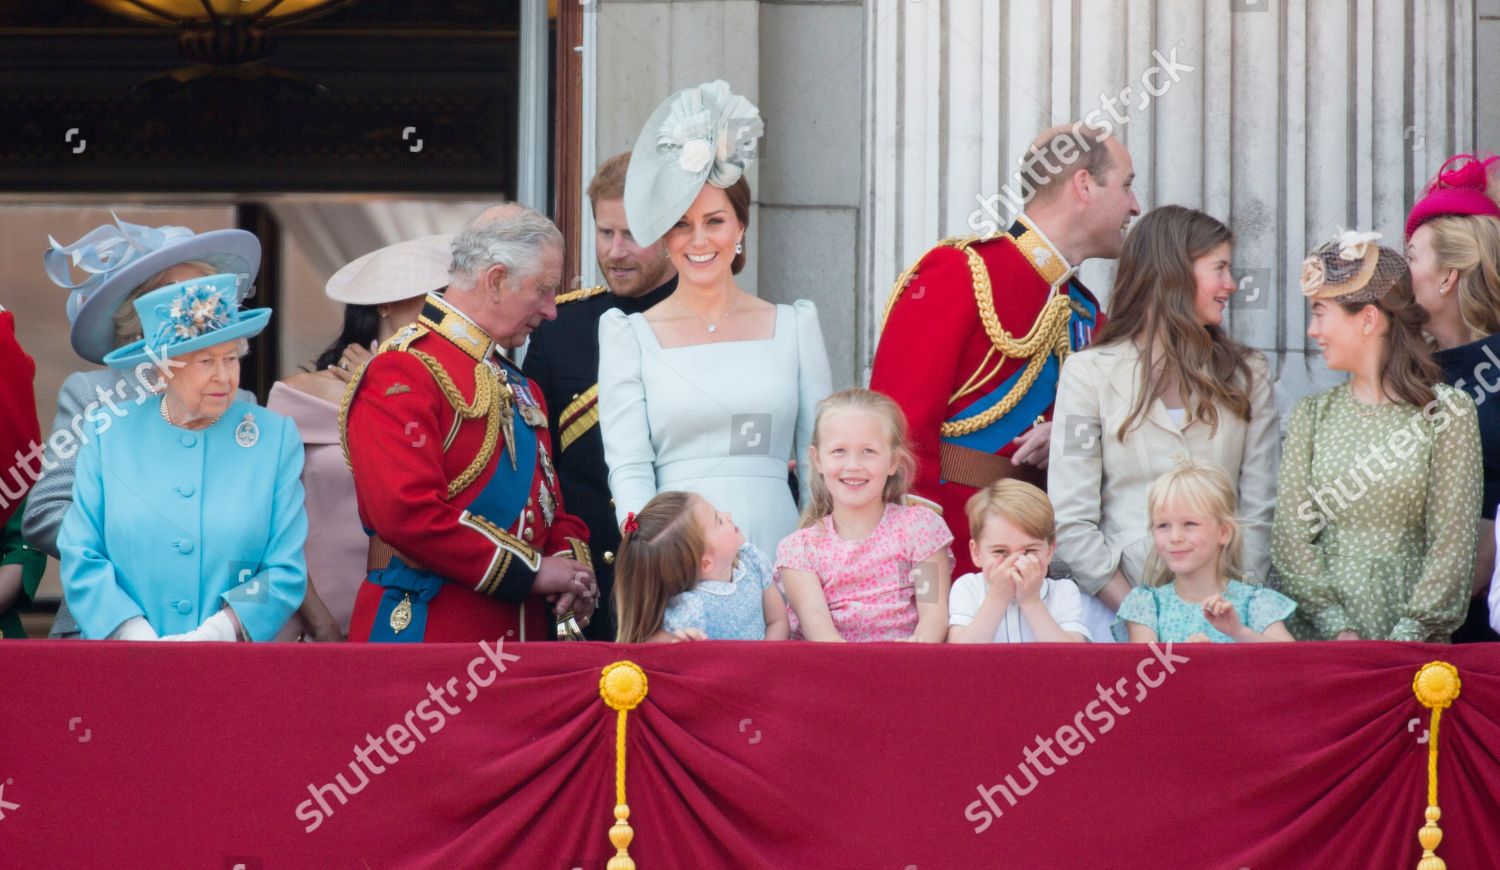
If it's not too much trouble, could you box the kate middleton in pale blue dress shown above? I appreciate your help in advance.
[598,300,831,557]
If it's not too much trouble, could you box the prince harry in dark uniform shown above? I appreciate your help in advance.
[523,152,678,640]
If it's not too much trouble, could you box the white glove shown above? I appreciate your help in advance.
[160,610,239,642]
[108,616,160,641]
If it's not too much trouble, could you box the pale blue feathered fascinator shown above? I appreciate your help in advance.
[623,80,765,248]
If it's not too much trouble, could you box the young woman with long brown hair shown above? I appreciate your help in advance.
[1271,233,1481,641]
[1048,205,1280,642]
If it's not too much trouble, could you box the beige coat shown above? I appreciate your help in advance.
[1047,341,1280,594]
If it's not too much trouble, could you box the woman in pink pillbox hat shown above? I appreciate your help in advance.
[1405,152,1500,642]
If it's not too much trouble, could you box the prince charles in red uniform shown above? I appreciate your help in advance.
[342,206,597,643]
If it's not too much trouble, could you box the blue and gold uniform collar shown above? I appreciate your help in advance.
[418,292,497,363]
[1008,214,1077,289]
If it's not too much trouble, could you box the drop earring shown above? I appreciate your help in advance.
[735,237,744,256]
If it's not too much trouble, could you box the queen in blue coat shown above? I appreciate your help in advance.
[60,273,307,641]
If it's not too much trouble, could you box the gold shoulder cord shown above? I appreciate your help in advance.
[878,237,1076,439]
[338,345,504,500]
[338,326,427,470]
[879,236,982,333]
[407,350,504,500]
[338,364,374,472]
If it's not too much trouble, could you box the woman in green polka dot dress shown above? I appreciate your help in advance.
[1272,232,1482,641]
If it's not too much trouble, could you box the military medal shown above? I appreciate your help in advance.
[234,413,259,448]
[538,484,556,526]
[495,375,518,472]
[511,377,547,428]
[390,593,413,633]
[539,445,557,490]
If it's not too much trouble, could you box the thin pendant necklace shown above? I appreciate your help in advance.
[1350,384,1389,417]
[689,304,731,334]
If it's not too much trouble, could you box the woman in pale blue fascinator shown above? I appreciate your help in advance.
[59,272,308,641]
[597,80,833,567]
[24,215,263,638]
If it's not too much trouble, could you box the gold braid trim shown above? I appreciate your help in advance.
[406,350,505,500]
[338,328,507,500]
[939,241,1075,438]
[557,284,608,305]
[879,236,985,334]
[339,325,428,471]
[879,237,1078,438]
[338,362,375,472]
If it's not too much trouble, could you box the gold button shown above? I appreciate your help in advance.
[523,527,535,542]
[526,510,535,522]
[603,551,615,565]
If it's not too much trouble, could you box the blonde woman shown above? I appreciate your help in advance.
[1405,152,1500,641]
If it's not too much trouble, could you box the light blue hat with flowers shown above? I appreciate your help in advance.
[102,273,271,371]
[623,80,765,248]
[44,213,260,364]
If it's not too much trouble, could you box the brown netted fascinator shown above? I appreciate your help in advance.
[1299,230,1407,304]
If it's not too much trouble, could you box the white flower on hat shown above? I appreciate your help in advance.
[679,138,714,173]
[1335,229,1382,262]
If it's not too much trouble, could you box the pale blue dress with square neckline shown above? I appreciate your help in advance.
[597,300,832,559]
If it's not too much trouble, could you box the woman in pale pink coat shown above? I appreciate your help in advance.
[271,236,445,641]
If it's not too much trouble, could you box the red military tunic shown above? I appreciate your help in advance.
[0,308,40,528]
[870,216,1103,576]
[342,293,589,643]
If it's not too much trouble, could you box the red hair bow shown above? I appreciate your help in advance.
[623,512,639,534]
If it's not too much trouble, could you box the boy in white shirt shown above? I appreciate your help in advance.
[947,480,1091,643]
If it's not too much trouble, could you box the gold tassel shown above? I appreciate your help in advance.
[599,661,649,870]
[1411,661,1461,870]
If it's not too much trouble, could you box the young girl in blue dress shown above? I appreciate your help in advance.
[1115,459,1295,643]
[613,491,789,642]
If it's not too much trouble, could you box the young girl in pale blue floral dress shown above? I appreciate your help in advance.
[612,491,789,643]
[1115,459,1296,643]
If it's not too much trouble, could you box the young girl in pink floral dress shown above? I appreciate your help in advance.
[776,389,953,641]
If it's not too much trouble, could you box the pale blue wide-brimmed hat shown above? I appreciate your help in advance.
[623,80,765,248]
[44,213,260,364]
[101,273,271,371]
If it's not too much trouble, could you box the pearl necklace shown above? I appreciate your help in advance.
[160,396,223,429]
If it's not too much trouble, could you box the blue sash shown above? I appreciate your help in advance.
[367,369,539,643]
[941,284,1098,460]
[367,557,446,643]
